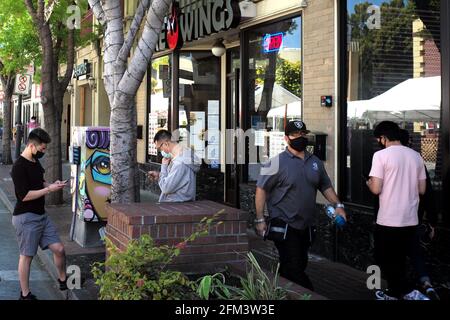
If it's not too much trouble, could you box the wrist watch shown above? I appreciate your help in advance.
[336,203,345,209]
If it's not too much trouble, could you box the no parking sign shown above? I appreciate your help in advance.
[14,73,32,95]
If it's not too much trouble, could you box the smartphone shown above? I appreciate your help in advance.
[61,179,69,184]
[138,168,149,175]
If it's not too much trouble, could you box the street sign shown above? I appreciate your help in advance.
[14,74,32,95]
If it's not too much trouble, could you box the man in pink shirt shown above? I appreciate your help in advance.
[367,121,427,300]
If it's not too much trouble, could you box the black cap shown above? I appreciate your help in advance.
[285,120,310,136]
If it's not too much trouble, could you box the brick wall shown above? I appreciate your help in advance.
[302,0,336,186]
[105,200,249,273]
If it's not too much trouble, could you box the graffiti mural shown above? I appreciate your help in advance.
[71,127,111,222]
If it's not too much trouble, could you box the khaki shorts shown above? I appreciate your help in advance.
[12,212,61,257]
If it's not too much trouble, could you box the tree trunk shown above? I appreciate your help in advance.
[43,95,63,204]
[110,93,139,203]
[1,79,14,164]
[0,69,14,164]
[2,94,13,164]
[23,1,75,205]
[89,0,171,203]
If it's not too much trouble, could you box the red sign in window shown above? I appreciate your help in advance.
[263,33,284,53]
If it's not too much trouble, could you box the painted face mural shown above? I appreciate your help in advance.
[74,128,111,222]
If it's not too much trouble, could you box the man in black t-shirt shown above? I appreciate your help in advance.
[11,128,68,300]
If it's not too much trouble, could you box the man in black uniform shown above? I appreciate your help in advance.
[255,120,347,290]
[11,128,68,300]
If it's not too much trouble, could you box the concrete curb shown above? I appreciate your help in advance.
[0,187,14,213]
[0,185,78,300]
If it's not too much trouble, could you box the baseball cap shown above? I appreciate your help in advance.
[285,120,310,136]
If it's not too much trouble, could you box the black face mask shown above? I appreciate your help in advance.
[377,137,386,149]
[289,136,308,152]
[33,151,45,160]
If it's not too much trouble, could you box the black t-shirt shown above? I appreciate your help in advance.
[11,156,46,215]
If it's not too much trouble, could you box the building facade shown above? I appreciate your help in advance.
[75,0,450,285]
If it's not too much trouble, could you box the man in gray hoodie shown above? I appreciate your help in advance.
[149,130,200,202]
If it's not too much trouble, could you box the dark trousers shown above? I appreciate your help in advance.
[409,227,430,284]
[273,223,314,291]
[374,224,417,298]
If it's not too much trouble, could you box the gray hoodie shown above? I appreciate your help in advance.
[158,147,201,202]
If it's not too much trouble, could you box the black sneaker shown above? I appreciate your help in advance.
[58,278,68,291]
[19,292,38,300]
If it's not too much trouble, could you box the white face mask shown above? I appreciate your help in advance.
[160,150,172,159]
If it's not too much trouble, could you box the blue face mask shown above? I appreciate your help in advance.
[160,150,172,159]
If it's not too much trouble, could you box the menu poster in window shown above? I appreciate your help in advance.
[207,144,220,161]
[189,111,205,159]
[148,113,159,156]
[269,131,287,158]
[255,130,266,147]
[207,129,220,145]
[208,100,219,115]
[208,115,219,130]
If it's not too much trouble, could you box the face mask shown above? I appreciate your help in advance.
[33,150,45,160]
[160,150,172,159]
[289,136,308,152]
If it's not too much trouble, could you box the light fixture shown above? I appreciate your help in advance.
[300,0,308,8]
[88,76,96,91]
[212,38,226,57]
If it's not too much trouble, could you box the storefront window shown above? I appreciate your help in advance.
[345,1,442,211]
[148,55,171,161]
[245,16,302,182]
[178,51,221,168]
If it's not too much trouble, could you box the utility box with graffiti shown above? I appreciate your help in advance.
[70,127,111,248]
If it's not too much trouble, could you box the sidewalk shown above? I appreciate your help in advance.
[0,199,62,300]
[0,161,103,300]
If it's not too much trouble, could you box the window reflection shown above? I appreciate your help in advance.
[178,52,221,168]
[346,1,442,211]
[148,55,171,161]
[246,16,302,182]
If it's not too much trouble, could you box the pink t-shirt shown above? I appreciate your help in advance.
[369,145,426,227]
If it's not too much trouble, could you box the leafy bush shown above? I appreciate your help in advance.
[92,211,224,300]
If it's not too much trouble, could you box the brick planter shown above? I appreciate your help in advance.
[105,200,249,274]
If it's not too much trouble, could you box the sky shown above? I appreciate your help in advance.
[281,17,301,49]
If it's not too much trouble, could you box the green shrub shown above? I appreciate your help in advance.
[92,211,224,300]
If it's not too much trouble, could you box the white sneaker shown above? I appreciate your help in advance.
[375,290,398,300]
[402,289,430,300]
